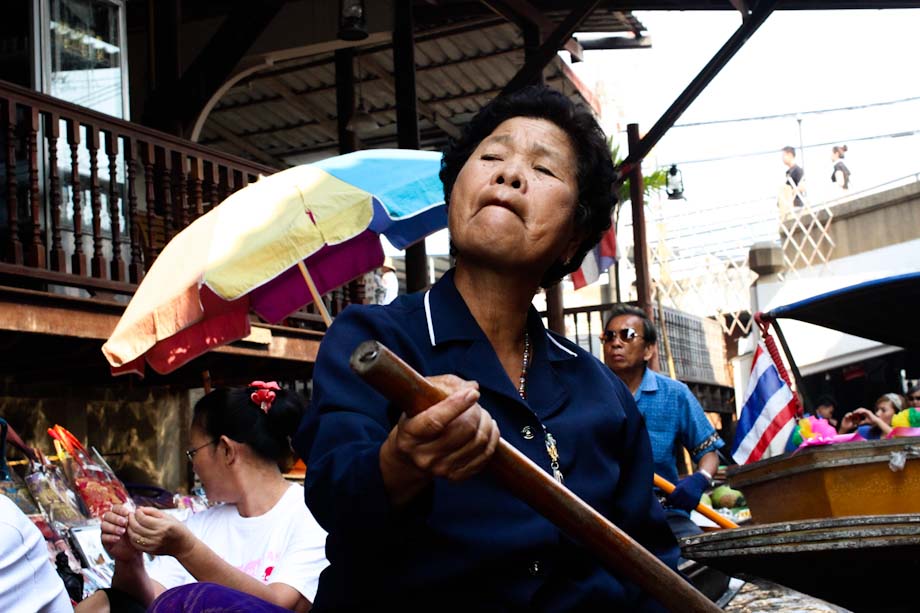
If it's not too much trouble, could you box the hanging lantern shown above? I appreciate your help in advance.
[666,164,684,200]
[338,0,368,41]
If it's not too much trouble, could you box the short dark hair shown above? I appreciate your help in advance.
[439,85,616,288]
[192,385,306,466]
[814,395,837,410]
[604,304,658,345]
[782,146,796,157]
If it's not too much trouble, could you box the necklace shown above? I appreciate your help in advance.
[517,330,531,399]
[517,330,564,483]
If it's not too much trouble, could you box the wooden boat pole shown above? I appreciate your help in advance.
[652,474,738,530]
[350,340,721,613]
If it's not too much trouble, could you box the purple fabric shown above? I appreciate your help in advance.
[250,230,384,323]
[148,583,295,612]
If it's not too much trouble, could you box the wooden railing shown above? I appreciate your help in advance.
[0,79,354,327]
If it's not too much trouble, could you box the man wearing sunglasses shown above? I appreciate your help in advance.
[601,305,724,540]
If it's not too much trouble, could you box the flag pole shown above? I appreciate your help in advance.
[297,261,333,327]
[769,318,810,414]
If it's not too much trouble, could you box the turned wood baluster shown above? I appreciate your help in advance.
[87,125,105,278]
[206,161,219,213]
[67,119,86,276]
[26,107,45,268]
[141,142,156,265]
[190,157,204,219]
[105,131,125,282]
[124,137,143,283]
[4,101,22,264]
[175,152,189,229]
[159,148,174,242]
[218,165,231,202]
[45,112,65,272]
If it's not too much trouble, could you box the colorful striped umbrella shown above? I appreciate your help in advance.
[102,149,444,376]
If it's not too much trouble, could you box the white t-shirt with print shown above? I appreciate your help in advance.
[145,483,327,602]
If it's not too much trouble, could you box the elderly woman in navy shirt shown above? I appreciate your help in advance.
[296,85,679,612]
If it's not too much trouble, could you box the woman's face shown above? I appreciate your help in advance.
[448,116,580,278]
[187,425,233,503]
[875,400,897,425]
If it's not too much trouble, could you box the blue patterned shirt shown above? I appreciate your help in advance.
[632,367,724,488]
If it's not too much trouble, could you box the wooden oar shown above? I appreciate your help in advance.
[653,474,739,530]
[350,340,721,613]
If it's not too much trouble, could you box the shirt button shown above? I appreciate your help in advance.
[520,426,535,440]
[529,560,541,576]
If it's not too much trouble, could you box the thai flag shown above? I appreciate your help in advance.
[571,225,617,290]
[731,342,799,464]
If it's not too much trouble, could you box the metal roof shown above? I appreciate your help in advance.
[196,10,638,165]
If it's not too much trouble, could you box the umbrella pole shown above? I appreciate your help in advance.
[297,261,333,327]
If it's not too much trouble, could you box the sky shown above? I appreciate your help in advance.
[575,8,920,207]
[394,8,920,262]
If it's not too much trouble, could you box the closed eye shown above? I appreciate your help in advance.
[535,165,556,177]
[480,153,502,161]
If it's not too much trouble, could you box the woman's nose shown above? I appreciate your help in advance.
[493,162,525,190]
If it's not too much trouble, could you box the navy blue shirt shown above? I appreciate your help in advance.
[295,270,679,612]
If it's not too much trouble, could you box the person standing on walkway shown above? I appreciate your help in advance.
[782,145,806,208]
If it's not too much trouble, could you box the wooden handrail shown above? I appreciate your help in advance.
[0,79,363,334]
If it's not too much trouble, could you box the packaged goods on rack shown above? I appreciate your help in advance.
[25,459,87,524]
[48,425,133,518]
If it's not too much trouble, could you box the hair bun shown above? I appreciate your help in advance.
[841,144,848,152]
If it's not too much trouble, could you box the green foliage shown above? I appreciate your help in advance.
[609,139,667,206]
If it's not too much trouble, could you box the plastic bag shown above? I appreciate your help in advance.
[48,425,133,519]
[25,460,87,524]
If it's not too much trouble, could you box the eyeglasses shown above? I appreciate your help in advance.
[185,440,217,462]
[600,327,644,344]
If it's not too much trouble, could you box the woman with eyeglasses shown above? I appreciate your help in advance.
[294,86,678,612]
[76,383,328,613]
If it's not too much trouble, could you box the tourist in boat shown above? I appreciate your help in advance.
[907,384,920,409]
[76,383,328,613]
[601,304,724,540]
[839,393,904,440]
[294,86,679,612]
[812,395,839,429]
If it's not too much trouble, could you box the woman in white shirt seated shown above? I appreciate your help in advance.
[76,382,328,613]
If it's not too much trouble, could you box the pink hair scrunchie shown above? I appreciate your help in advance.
[250,381,280,413]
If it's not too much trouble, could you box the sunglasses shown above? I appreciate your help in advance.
[600,327,644,344]
[185,440,218,462]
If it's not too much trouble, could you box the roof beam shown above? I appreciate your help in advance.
[579,35,652,51]
[619,0,779,174]
[143,0,286,136]
[482,0,584,61]
[501,0,600,95]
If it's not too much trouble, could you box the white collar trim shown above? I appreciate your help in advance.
[546,332,577,357]
[424,289,436,346]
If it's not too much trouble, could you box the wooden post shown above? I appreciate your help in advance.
[393,0,428,294]
[627,124,658,371]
